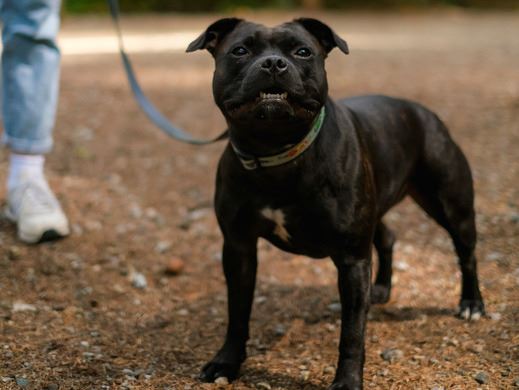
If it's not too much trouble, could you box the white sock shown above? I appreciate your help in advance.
[7,153,46,192]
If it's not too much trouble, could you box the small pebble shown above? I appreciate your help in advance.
[44,384,59,390]
[301,370,310,380]
[430,386,444,390]
[381,348,403,363]
[187,208,211,221]
[12,302,36,313]
[274,324,286,336]
[122,368,140,378]
[489,312,502,321]
[500,368,511,378]
[325,323,336,332]
[214,376,229,385]
[394,260,410,271]
[155,241,172,254]
[130,204,143,219]
[327,302,342,313]
[144,207,158,219]
[446,338,459,347]
[474,371,489,384]
[324,366,335,374]
[257,382,271,389]
[15,377,29,388]
[377,368,389,377]
[75,126,94,141]
[486,251,502,261]
[84,220,102,231]
[509,211,519,222]
[71,223,84,236]
[165,257,185,276]
[469,344,484,353]
[130,271,147,289]
[8,246,21,261]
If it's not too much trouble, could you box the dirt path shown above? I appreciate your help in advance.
[0,10,518,390]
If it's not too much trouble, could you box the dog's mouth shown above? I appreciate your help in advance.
[225,87,317,122]
[244,87,291,109]
[257,88,288,102]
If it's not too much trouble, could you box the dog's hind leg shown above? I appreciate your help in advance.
[409,117,484,320]
[451,217,485,320]
[371,221,395,304]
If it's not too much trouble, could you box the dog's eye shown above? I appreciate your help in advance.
[295,47,312,58]
[231,46,249,56]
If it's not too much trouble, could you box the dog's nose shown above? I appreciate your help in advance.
[261,55,288,74]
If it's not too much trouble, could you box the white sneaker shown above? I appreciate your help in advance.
[4,178,70,244]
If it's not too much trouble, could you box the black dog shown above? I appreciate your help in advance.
[187,18,484,389]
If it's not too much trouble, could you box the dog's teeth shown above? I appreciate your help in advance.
[259,92,287,100]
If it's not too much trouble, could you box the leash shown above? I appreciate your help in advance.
[107,0,228,145]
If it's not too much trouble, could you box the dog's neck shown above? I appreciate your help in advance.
[227,103,327,166]
[230,107,326,170]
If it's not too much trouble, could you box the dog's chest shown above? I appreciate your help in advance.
[260,207,291,242]
[256,199,350,258]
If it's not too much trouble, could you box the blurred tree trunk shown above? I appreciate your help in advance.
[302,0,324,9]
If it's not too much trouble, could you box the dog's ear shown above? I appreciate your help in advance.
[186,18,243,56]
[294,18,349,55]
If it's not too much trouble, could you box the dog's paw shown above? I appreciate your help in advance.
[328,380,361,390]
[199,360,241,383]
[457,299,485,321]
[370,284,391,304]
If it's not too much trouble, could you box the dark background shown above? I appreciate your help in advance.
[65,0,519,13]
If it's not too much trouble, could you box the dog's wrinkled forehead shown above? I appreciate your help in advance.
[218,22,323,56]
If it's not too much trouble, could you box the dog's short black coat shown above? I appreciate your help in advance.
[186,17,484,390]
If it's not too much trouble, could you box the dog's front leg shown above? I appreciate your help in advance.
[200,238,258,383]
[329,252,371,390]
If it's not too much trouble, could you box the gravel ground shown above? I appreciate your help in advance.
[0,10,518,390]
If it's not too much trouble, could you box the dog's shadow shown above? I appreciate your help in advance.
[369,305,454,322]
[245,283,454,329]
[241,366,327,390]
[143,282,454,389]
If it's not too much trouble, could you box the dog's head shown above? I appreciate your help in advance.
[187,18,348,132]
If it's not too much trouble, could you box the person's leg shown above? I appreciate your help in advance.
[1,0,69,243]
[1,0,61,153]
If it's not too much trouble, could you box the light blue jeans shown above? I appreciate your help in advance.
[0,0,61,154]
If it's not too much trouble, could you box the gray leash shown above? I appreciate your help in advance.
[107,0,228,145]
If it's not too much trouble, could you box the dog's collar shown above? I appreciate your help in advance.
[231,106,326,170]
